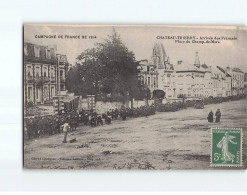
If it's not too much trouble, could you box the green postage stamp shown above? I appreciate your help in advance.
[211,128,243,167]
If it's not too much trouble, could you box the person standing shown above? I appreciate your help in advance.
[215,109,221,122]
[207,110,214,122]
[61,121,70,143]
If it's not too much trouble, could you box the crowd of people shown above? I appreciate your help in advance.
[157,101,185,112]
[24,94,245,140]
[24,105,156,140]
[157,94,246,112]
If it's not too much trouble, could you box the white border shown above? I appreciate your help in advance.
[1,0,247,192]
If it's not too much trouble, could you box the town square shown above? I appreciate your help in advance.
[23,25,247,170]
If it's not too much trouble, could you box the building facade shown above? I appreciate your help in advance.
[138,43,244,100]
[138,59,159,93]
[138,43,176,98]
[24,42,69,105]
[225,67,245,96]
[56,54,70,91]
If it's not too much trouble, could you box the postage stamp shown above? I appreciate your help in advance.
[211,128,243,167]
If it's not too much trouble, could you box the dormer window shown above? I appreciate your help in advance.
[47,49,51,59]
[34,46,40,57]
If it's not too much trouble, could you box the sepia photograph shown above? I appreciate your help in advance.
[23,25,247,170]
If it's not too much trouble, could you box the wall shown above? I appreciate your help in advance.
[78,97,89,111]
[95,101,123,114]
[78,97,155,114]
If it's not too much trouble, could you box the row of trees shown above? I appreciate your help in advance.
[65,30,152,103]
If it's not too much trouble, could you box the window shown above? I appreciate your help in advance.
[36,67,40,78]
[36,89,39,100]
[179,89,183,95]
[188,88,191,97]
[140,76,144,85]
[27,66,32,77]
[51,87,55,98]
[34,46,40,57]
[43,67,48,77]
[44,87,48,99]
[60,70,63,78]
[168,89,172,97]
[148,77,150,85]
[28,87,32,100]
[50,68,54,78]
[47,49,51,59]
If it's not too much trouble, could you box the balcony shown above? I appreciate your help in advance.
[35,76,50,88]
[36,76,50,83]
[26,76,34,83]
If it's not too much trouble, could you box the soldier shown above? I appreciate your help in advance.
[113,108,119,120]
[107,110,111,118]
[61,120,70,143]
[97,115,103,125]
[104,113,112,124]
[55,117,60,133]
[84,113,89,125]
[207,110,214,122]
[90,112,97,127]
[215,109,221,122]
[120,108,127,120]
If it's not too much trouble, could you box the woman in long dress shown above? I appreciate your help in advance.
[217,132,237,163]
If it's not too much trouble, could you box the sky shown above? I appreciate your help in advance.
[24,25,247,72]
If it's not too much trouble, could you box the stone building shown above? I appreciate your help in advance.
[56,54,69,91]
[24,42,69,105]
[138,43,175,98]
[138,43,242,100]
[152,43,176,99]
[175,53,232,98]
[244,73,247,95]
[213,66,232,97]
[138,59,158,93]
[224,67,245,95]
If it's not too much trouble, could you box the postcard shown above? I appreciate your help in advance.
[23,24,246,169]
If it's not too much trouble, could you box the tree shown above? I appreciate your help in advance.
[153,89,165,105]
[153,89,165,99]
[67,29,141,102]
[96,29,140,100]
[65,62,101,97]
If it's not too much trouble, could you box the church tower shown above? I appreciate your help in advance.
[151,43,167,69]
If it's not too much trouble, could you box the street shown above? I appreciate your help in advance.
[24,99,247,170]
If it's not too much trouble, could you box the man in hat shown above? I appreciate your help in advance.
[215,109,221,122]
